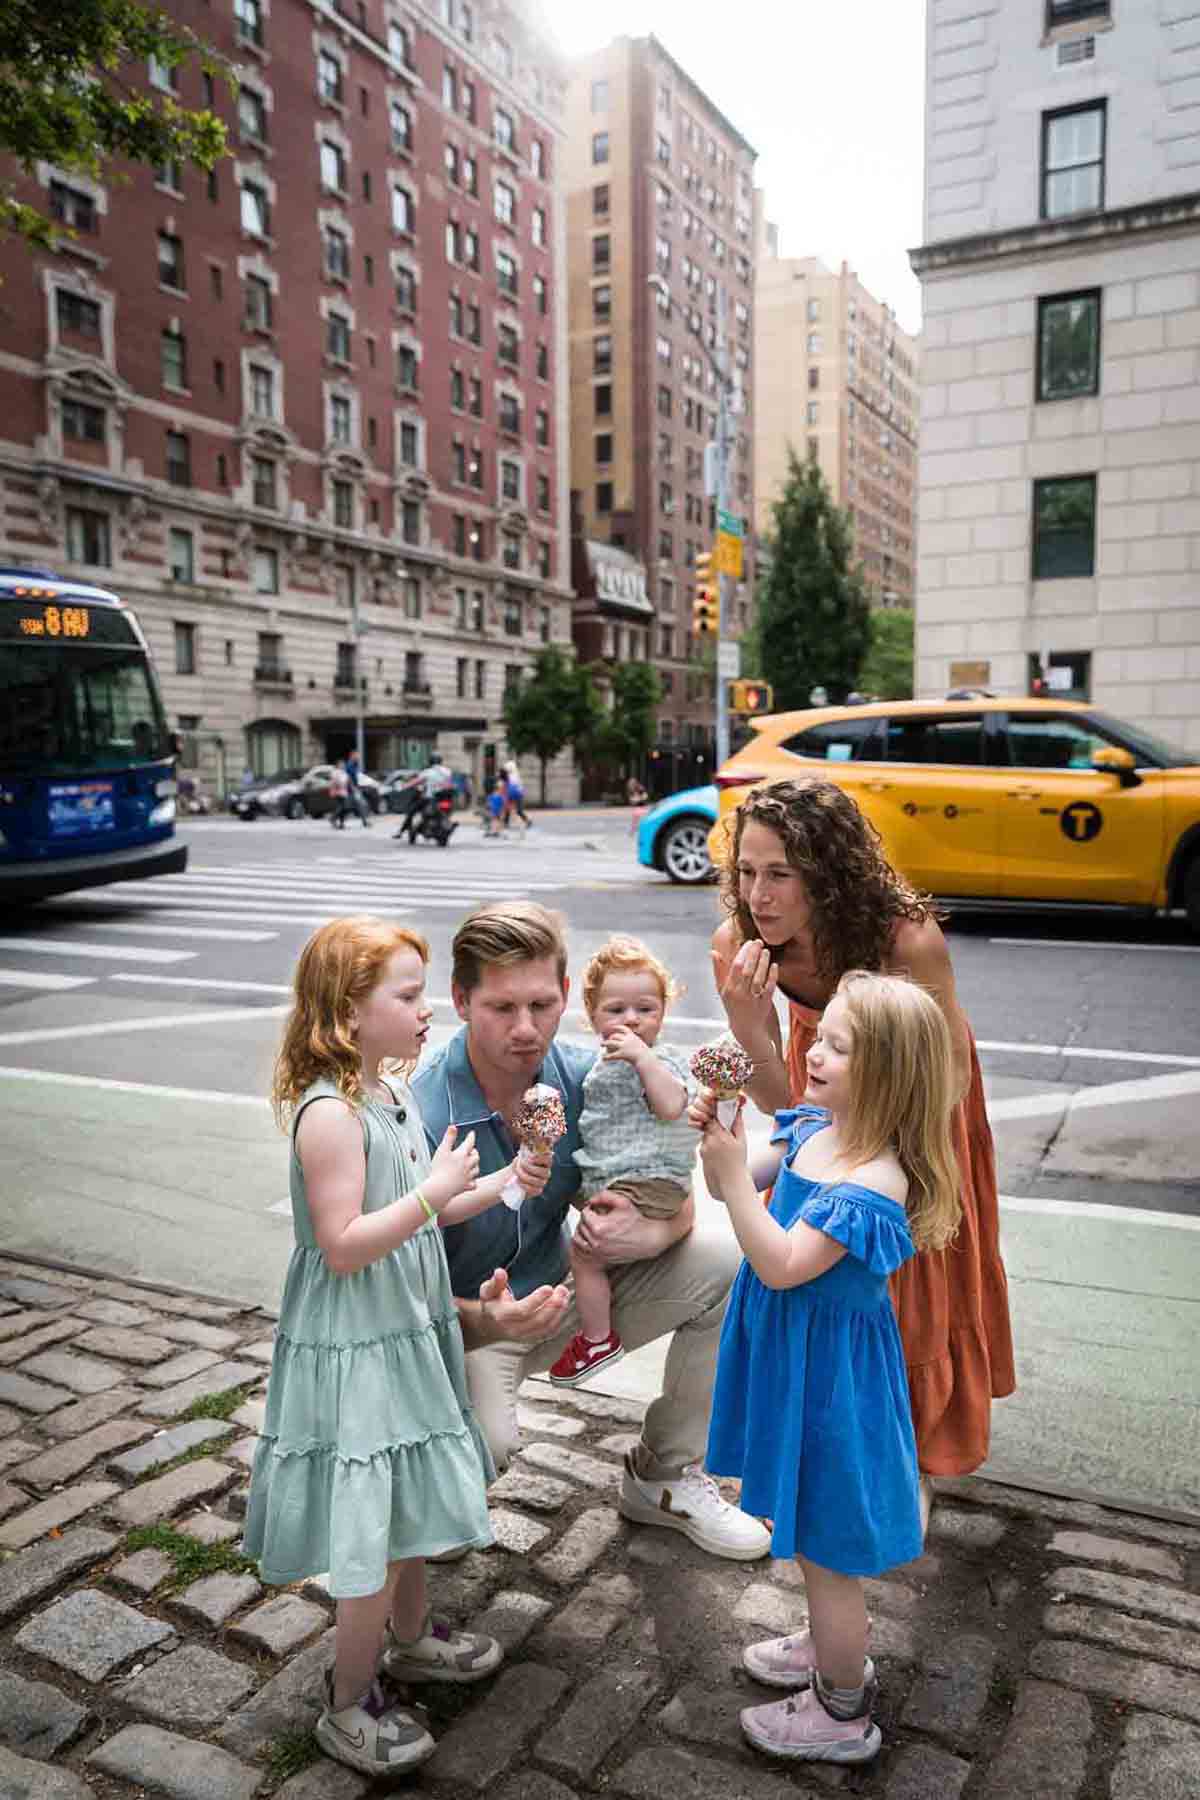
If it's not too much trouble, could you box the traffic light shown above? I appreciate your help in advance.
[728,679,774,715]
[692,550,718,636]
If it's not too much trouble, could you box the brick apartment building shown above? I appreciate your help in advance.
[563,36,756,784]
[754,231,919,609]
[0,0,577,801]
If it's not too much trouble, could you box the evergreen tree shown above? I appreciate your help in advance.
[859,607,914,699]
[502,646,602,805]
[0,1,229,249]
[756,449,872,709]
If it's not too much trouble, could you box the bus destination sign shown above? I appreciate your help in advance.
[19,603,92,638]
[2,595,139,647]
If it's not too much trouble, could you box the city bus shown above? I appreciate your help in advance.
[0,568,187,902]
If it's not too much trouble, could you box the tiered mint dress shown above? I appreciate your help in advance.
[243,1078,494,1598]
[707,1106,923,1578]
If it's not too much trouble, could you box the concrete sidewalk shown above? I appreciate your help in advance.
[0,1253,1198,1799]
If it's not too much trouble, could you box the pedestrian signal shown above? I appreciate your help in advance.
[728,680,774,715]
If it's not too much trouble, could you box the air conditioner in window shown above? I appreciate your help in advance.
[1057,35,1095,66]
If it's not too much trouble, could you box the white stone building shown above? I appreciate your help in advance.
[911,0,1200,751]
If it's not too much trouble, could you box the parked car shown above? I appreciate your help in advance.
[231,764,382,820]
[636,784,718,885]
[710,697,1200,928]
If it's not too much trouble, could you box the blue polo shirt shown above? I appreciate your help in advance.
[412,1028,595,1299]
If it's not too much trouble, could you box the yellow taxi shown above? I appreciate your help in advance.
[710,697,1200,929]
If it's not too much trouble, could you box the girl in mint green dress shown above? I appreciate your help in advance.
[243,916,548,1779]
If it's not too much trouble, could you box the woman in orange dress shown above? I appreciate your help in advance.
[711,778,1014,1499]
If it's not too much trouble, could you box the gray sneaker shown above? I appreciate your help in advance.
[382,1614,503,1684]
[315,1673,433,1776]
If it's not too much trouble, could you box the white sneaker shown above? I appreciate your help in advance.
[314,1674,434,1776]
[618,1451,770,1561]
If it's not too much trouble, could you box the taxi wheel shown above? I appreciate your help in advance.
[1184,856,1200,935]
[659,815,715,885]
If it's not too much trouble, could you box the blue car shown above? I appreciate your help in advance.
[636,784,718,884]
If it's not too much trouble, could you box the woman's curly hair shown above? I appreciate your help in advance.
[718,777,937,981]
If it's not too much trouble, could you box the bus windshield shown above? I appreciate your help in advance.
[0,642,173,776]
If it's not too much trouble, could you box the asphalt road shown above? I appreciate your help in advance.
[1,808,1198,1515]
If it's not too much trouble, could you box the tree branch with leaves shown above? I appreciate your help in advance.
[502,646,603,806]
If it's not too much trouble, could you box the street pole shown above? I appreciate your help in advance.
[714,286,732,772]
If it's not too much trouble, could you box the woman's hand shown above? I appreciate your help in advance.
[424,1124,479,1211]
[513,1143,553,1198]
[714,938,779,1057]
[698,1099,750,1203]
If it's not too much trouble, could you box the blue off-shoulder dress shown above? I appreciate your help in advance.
[707,1107,923,1577]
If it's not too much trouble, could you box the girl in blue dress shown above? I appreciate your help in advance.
[693,970,960,1767]
[244,917,550,1778]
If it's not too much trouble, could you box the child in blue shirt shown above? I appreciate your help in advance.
[693,970,961,1767]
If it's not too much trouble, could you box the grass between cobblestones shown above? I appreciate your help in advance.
[122,1523,259,1590]
[179,1384,256,1422]
[261,1728,322,1784]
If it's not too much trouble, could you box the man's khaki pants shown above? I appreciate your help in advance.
[465,1207,741,1481]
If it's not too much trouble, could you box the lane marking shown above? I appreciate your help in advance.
[989,937,1200,954]
[80,922,277,943]
[109,974,292,995]
[0,969,96,992]
[998,1193,1200,1231]
[190,862,574,890]
[988,1068,1200,1122]
[976,1038,1200,1070]
[0,937,194,965]
[94,883,495,913]
[0,1006,288,1048]
[0,1066,264,1107]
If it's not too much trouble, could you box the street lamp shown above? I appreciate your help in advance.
[647,272,737,770]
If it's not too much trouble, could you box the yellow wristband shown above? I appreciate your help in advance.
[413,1188,436,1223]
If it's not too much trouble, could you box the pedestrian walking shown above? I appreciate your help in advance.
[328,760,351,829]
[345,748,371,827]
[483,778,506,839]
[711,777,1015,1516]
[502,759,530,830]
[695,971,961,1765]
[242,916,552,1777]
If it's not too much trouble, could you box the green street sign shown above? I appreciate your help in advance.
[717,509,744,538]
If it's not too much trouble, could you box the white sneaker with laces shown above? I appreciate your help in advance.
[314,1673,434,1776]
[618,1451,770,1561]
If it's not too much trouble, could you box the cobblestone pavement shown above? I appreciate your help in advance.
[0,1255,1198,1800]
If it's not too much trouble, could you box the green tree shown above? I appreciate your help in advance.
[0,0,229,249]
[858,607,914,700]
[586,662,663,780]
[502,646,602,805]
[755,449,872,709]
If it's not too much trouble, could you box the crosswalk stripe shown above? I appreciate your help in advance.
[0,936,194,965]
[0,968,96,991]
[188,862,577,890]
[91,883,475,913]
[77,921,277,943]
[109,973,291,995]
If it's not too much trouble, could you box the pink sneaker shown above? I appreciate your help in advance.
[740,1687,881,1764]
[743,1628,876,1691]
[548,1329,624,1386]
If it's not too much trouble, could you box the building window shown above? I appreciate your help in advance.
[593,333,612,375]
[595,383,612,417]
[244,273,273,329]
[238,87,268,142]
[532,206,546,248]
[502,535,521,571]
[592,235,610,273]
[594,432,613,465]
[159,326,187,390]
[593,184,610,221]
[396,344,419,391]
[65,507,110,566]
[595,481,613,513]
[401,499,421,545]
[157,232,184,289]
[531,137,545,177]
[394,263,416,312]
[251,455,277,508]
[808,366,820,391]
[390,101,412,154]
[494,179,516,226]
[50,181,97,232]
[806,331,822,354]
[320,140,347,193]
[329,394,352,442]
[399,419,419,466]
[317,49,343,104]
[1046,0,1110,24]
[165,431,191,486]
[332,478,353,526]
[1037,290,1101,401]
[456,655,468,699]
[174,622,197,675]
[254,546,279,593]
[497,250,518,296]
[1042,103,1106,219]
[235,0,264,43]
[494,106,515,152]
[169,528,194,583]
[591,77,609,110]
[499,392,521,436]
[1032,475,1096,579]
[62,398,105,444]
[56,290,102,338]
[326,312,351,362]
[806,400,819,426]
[498,323,519,368]
[532,273,547,315]
[250,364,275,417]
[501,459,521,503]
[240,181,270,238]
[592,131,609,165]
[503,593,523,634]
[657,385,672,418]
[536,340,548,379]
[535,408,549,447]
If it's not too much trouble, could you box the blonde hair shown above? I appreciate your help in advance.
[830,970,961,1252]
[582,934,680,1020]
[451,900,567,996]
[271,916,429,1126]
